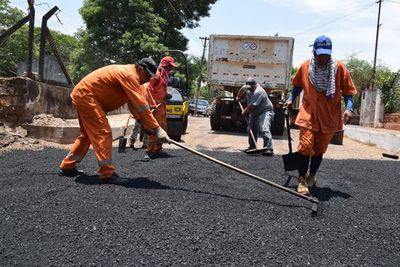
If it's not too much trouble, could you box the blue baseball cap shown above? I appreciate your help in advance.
[313,35,332,55]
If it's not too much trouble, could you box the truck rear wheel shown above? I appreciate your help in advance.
[271,109,285,136]
[210,103,221,130]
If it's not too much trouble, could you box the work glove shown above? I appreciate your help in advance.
[155,127,171,144]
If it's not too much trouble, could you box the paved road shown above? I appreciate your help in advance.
[1,116,399,266]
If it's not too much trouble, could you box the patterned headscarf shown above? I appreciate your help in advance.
[308,55,337,99]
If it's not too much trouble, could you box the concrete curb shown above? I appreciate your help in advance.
[344,125,400,154]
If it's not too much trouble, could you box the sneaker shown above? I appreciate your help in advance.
[306,173,317,187]
[100,173,129,186]
[297,177,310,195]
[262,149,274,157]
[58,167,84,177]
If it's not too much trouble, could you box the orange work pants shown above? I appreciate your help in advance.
[59,100,115,179]
[297,127,335,156]
[147,113,167,153]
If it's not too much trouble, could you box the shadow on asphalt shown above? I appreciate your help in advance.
[310,187,352,202]
[74,174,308,211]
[282,174,352,202]
[75,175,171,189]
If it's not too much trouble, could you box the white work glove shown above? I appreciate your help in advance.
[155,127,171,144]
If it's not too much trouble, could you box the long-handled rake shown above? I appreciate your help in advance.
[169,139,319,215]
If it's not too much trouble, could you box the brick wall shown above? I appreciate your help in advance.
[384,113,400,130]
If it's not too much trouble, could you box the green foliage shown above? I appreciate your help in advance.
[80,0,167,63]
[0,0,27,76]
[345,55,397,114]
[75,0,217,81]
[381,71,400,113]
[152,0,217,51]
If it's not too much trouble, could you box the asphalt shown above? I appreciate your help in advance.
[1,145,399,266]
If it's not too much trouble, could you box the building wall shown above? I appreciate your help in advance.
[0,77,130,127]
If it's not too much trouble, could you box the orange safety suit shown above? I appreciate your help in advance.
[146,69,169,154]
[292,60,357,156]
[59,64,160,179]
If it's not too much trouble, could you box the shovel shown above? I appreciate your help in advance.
[282,108,299,171]
[237,102,271,154]
[117,114,132,153]
[118,94,173,153]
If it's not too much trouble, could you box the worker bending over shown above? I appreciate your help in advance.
[58,57,170,185]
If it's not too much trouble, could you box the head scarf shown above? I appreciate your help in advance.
[308,55,337,100]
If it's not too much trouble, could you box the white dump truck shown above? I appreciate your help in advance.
[207,34,294,135]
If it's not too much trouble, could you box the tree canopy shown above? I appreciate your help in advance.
[79,0,217,64]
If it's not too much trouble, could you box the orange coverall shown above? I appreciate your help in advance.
[146,69,168,154]
[59,64,159,179]
[292,60,357,155]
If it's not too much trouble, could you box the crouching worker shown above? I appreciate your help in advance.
[58,57,171,185]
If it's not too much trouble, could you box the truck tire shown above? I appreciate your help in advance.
[271,109,285,136]
[182,114,188,133]
[210,103,221,130]
[167,120,183,141]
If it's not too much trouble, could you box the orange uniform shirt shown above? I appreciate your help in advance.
[71,64,159,130]
[147,69,168,116]
[292,60,357,133]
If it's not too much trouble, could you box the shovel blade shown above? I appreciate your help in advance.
[282,152,299,172]
[118,136,127,153]
[245,147,271,154]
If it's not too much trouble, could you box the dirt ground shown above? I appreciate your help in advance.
[1,114,390,162]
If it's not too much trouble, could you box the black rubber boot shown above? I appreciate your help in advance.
[58,167,84,177]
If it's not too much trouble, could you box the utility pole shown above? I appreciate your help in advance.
[27,0,35,79]
[194,36,209,115]
[372,0,382,90]
[373,0,383,128]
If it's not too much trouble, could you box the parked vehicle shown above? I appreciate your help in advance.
[207,34,294,135]
[189,98,210,116]
[163,50,190,141]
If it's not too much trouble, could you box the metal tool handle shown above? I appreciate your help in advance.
[169,139,319,204]
[238,101,258,149]
[284,108,293,153]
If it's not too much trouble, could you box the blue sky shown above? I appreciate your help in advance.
[10,0,400,71]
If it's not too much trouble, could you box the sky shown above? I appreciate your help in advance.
[9,0,400,71]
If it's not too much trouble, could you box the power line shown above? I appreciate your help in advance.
[164,0,203,47]
[290,1,376,36]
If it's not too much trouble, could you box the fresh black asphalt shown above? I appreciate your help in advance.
[1,146,399,266]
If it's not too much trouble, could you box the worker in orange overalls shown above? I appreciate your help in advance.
[145,56,178,159]
[285,35,357,195]
[58,57,171,185]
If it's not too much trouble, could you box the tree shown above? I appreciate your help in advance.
[0,0,27,76]
[79,0,167,64]
[152,0,217,51]
[345,55,395,113]
[78,0,217,65]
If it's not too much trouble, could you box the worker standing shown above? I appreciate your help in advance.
[145,56,178,159]
[236,77,275,156]
[58,57,171,185]
[285,35,357,195]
